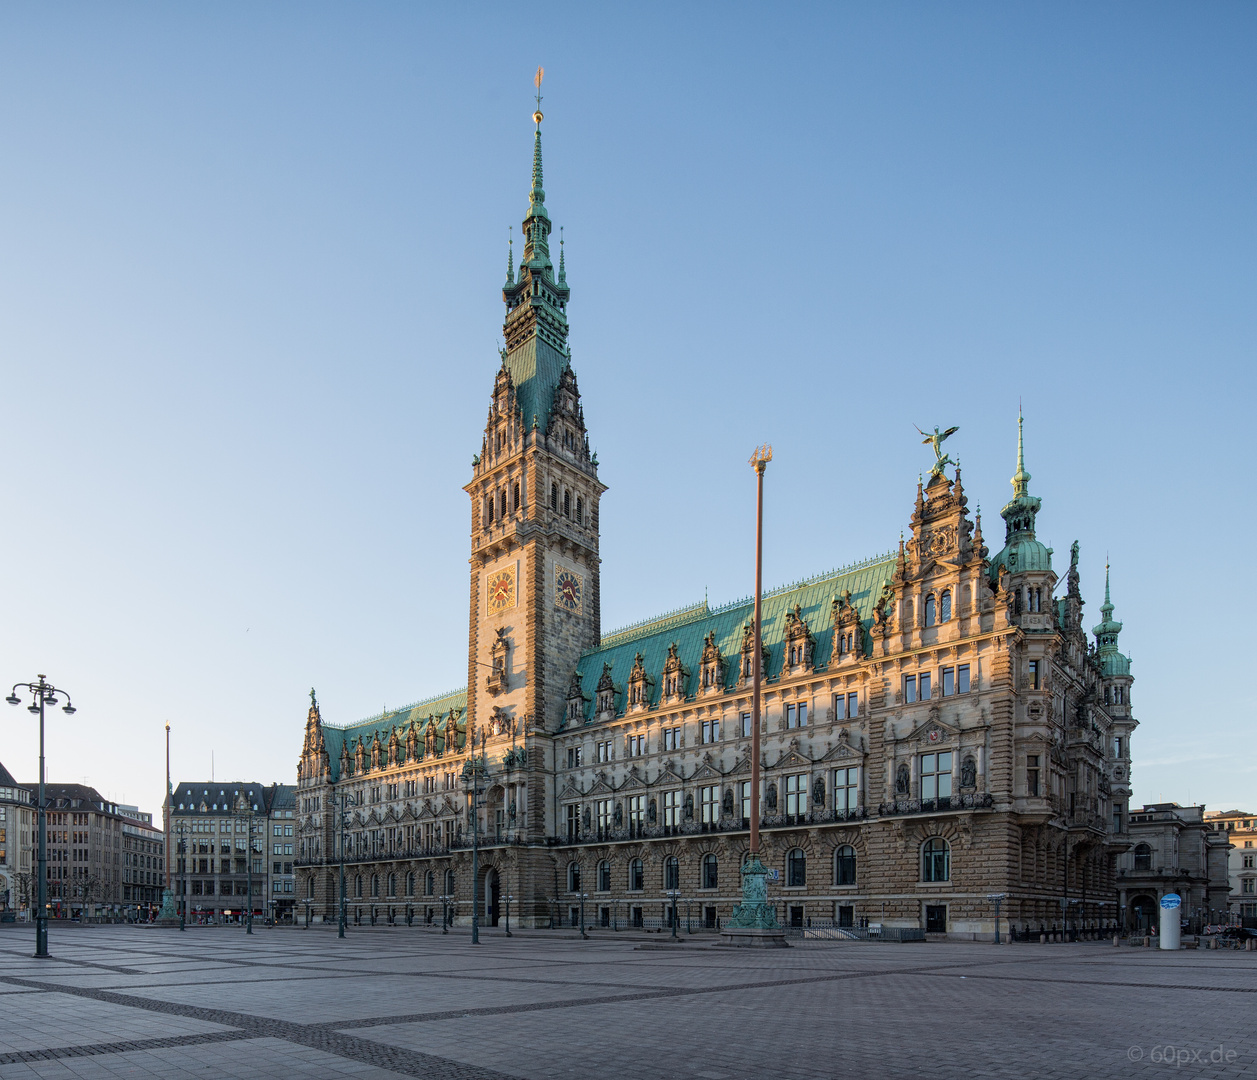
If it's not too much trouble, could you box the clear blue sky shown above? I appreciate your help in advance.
[1,3,1252,819]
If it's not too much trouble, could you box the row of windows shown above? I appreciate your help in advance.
[484,482,522,525]
[548,483,585,524]
[351,869,457,898]
[562,840,952,893]
[903,664,971,703]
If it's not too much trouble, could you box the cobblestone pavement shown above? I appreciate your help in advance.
[0,925,1254,1079]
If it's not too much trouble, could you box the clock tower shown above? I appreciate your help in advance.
[464,97,604,845]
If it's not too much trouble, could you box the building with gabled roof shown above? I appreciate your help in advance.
[293,101,1139,940]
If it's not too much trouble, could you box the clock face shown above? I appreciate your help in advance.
[554,567,583,613]
[486,567,516,612]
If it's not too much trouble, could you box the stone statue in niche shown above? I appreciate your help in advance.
[613,802,623,827]
[684,792,694,820]
[895,763,910,795]
[582,804,591,833]
[722,788,734,817]
[648,798,657,824]
[766,783,778,812]
[961,756,977,789]
[813,776,826,805]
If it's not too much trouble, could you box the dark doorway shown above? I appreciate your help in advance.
[486,868,500,927]
[925,905,947,933]
[790,905,804,928]
[837,905,854,928]
[1131,895,1156,931]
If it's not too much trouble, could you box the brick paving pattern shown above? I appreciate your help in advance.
[0,925,1253,1079]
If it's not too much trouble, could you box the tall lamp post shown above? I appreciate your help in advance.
[461,731,487,945]
[338,789,356,939]
[234,793,255,935]
[723,448,785,945]
[176,820,189,930]
[7,676,76,958]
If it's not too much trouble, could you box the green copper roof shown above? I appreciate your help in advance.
[569,555,895,722]
[321,687,468,783]
[1093,564,1130,677]
[504,338,569,436]
[990,412,1051,583]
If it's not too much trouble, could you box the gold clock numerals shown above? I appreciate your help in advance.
[487,566,516,612]
[554,567,583,614]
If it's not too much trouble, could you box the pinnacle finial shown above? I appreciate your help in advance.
[1104,560,1112,605]
[533,66,544,126]
[1012,407,1031,495]
[558,227,566,283]
[506,227,514,284]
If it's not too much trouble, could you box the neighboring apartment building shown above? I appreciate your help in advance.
[1118,803,1232,931]
[0,761,33,917]
[1203,809,1256,920]
[170,781,297,923]
[118,805,167,918]
[293,107,1139,941]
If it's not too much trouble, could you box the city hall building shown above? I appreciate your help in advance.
[294,109,1138,939]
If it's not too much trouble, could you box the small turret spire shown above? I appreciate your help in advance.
[558,227,566,284]
[506,227,514,284]
[1012,404,1031,497]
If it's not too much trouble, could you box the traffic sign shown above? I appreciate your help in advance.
[1160,894,1181,910]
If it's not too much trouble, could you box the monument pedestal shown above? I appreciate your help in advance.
[155,888,182,928]
[716,854,788,948]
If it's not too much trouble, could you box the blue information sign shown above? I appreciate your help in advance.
[1160,894,1181,910]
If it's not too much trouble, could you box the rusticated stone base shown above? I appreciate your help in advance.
[717,927,789,948]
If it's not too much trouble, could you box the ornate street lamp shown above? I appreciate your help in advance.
[233,792,257,935]
[664,889,681,940]
[7,676,75,958]
[337,789,357,939]
[461,730,488,945]
[504,892,513,937]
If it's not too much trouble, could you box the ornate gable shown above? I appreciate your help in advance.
[594,663,617,718]
[782,605,815,675]
[660,642,689,704]
[698,630,726,694]
[626,652,653,712]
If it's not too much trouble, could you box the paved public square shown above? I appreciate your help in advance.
[0,924,1254,1080]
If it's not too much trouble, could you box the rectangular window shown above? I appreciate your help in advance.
[739,781,751,821]
[920,673,931,700]
[1243,855,1254,869]
[596,799,613,833]
[834,694,847,720]
[663,727,681,751]
[1026,755,1040,797]
[596,740,612,763]
[942,667,955,697]
[785,774,809,816]
[1243,880,1254,894]
[904,675,916,704]
[1029,660,1040,690]
[627,734,645,756]
[741,713,752,737]
[663,791,681,827]
[1113,736,1123,759]
[833,767,858,814]
[701,719,721,744]
[627,795,645,828]
[566,746,583,769]
[785,702,808,728]
[565,804,579,842]
[957,665,970,694]
[921,752,952,801]
[700,785,720,824]
[847,692,859,718]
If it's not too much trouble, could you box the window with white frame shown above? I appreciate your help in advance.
[663,790,681,827]
[627,795,645,829]
[833,766,858,814]
[739,780,752,821]
[700,785,720,824]
[596,799,613,833]
[785,774,809,816]
[596,740,612,763]
[921,752,952,801]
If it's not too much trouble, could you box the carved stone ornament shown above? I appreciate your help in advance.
[895,763,910,795]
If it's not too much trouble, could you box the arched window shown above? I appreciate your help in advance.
[563,489,571,518]
[1134,844,1152,872]
[786,848,807,887]
[664,856,679,892]
[444,869,456,895]
[922,837,950,882]
[406,872,415,896]
[512,482,520,512]
[550,483,558,511]
[940,590,952,622]
[387,873,396,897]
[354,874,363,899]
[567,861,581,893]
[485,494,494,525]
[576,497,583,525]
[701,853,718,890]
[903,598,914,626]
[924,594,936,628]
[306,877,315,898]
[628,858,644,892]
[371,874,379,898]
[835,845,856,886]
[424,871,434,896]
[597,860,610,892]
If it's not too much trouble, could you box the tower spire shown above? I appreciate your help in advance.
[506,226,514,285]
[1012,404,1031,497]
[558,226,566,284]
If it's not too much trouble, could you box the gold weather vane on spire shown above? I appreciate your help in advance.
[533,66,544,126]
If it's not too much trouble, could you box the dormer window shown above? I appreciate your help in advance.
[627,652,652,711]
[698,630,725,693]
[782,605,815,673]
[595,663,616,715]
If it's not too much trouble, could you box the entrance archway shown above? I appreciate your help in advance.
[485,868,500,927]
[1130,895,1157,931]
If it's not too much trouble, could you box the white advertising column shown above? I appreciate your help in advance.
[1159,894,1181,950]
